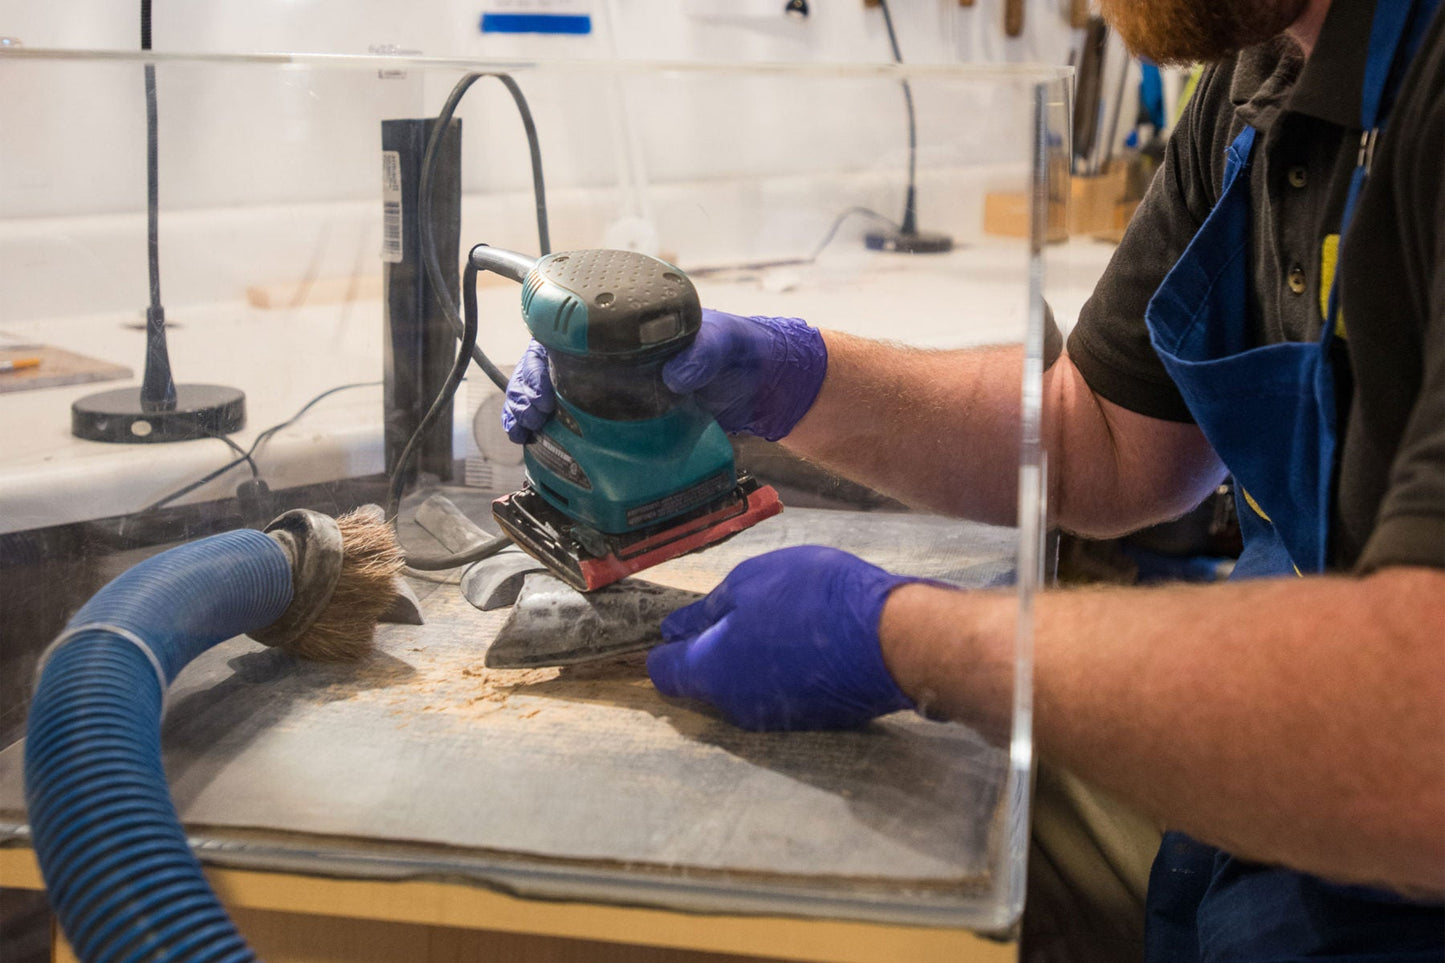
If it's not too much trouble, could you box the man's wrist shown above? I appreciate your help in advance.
[760,323,828,442]
[879,582,1015,736]
[879,582,948,718]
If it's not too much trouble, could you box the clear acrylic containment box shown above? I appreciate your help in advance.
[0,48,1073,957]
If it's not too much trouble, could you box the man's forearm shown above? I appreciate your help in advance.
[784,331,1025,524]
[879,567,1445,897]
[784,331,1224,533]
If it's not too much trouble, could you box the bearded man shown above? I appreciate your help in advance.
[505,1,1445,958]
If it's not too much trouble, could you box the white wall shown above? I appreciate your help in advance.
[0,1,1080,64]
[0,1,1079,319]
[0,2,1081,208]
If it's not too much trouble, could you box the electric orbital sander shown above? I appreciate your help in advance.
[489,248,782,592]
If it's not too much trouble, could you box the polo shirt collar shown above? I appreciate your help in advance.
[1288,0,1373,127]
[1227,0,1373,132]
[1230,36,1303,132]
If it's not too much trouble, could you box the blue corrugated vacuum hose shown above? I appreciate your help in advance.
[25,528,292,963]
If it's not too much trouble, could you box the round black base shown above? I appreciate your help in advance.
[72,384,246,443]
[864,229,955,254]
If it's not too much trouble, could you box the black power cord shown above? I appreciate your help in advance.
[809,206,896,261]
[137,381,382,515]
[683,205,900,281]
[419,72,552,393]
[201,430,259,480]
[388,72,555,570]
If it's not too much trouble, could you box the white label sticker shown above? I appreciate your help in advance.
[381,150,403,263]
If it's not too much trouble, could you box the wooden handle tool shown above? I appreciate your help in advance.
[1005,0,1025,37]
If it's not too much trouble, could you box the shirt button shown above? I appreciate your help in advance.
[1287,166,1308,189]
[1288,265,1307,295]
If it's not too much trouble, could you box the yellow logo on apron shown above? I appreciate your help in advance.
[1320,234,1345,339]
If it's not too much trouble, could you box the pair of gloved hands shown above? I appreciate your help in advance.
[502,309,925,731]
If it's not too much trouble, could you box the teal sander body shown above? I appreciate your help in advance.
[491,249,782,591]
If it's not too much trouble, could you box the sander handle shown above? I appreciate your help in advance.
[469,244,538,283]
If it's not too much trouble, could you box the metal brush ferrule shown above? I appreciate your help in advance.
[247,509,344,649]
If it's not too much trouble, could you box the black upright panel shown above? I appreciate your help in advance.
[381,117,462,486]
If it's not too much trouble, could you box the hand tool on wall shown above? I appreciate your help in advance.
[481,247,783,593]
[1005,0,1025,37]
[1101,36,1133,172]
[1073,15,1109,174]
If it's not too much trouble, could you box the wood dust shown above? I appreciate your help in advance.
[371,651,656,728]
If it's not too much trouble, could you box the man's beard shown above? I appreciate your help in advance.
[1098,0,1309,64]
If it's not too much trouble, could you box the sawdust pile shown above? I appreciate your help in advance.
[340,649,656,728]
[459,663,558,698]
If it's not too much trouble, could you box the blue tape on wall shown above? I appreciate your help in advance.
[481,13,593,34]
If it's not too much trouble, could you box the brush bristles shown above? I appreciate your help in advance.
[285,509,405,662]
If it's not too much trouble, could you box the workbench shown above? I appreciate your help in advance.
[0,241,1118,961]
[1,499,1024,961]
[0,848,1015,962]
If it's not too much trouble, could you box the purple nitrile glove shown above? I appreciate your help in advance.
[501,310,827,444]
[647,545,921,731]
[661,309,827,442]
[501,340,555,444]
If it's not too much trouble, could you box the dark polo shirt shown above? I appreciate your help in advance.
[1066,0,1445,572]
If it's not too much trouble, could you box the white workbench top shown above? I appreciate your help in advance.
[0,239,1113,535]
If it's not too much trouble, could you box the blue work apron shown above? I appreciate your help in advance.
[1139,1,1445,958]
